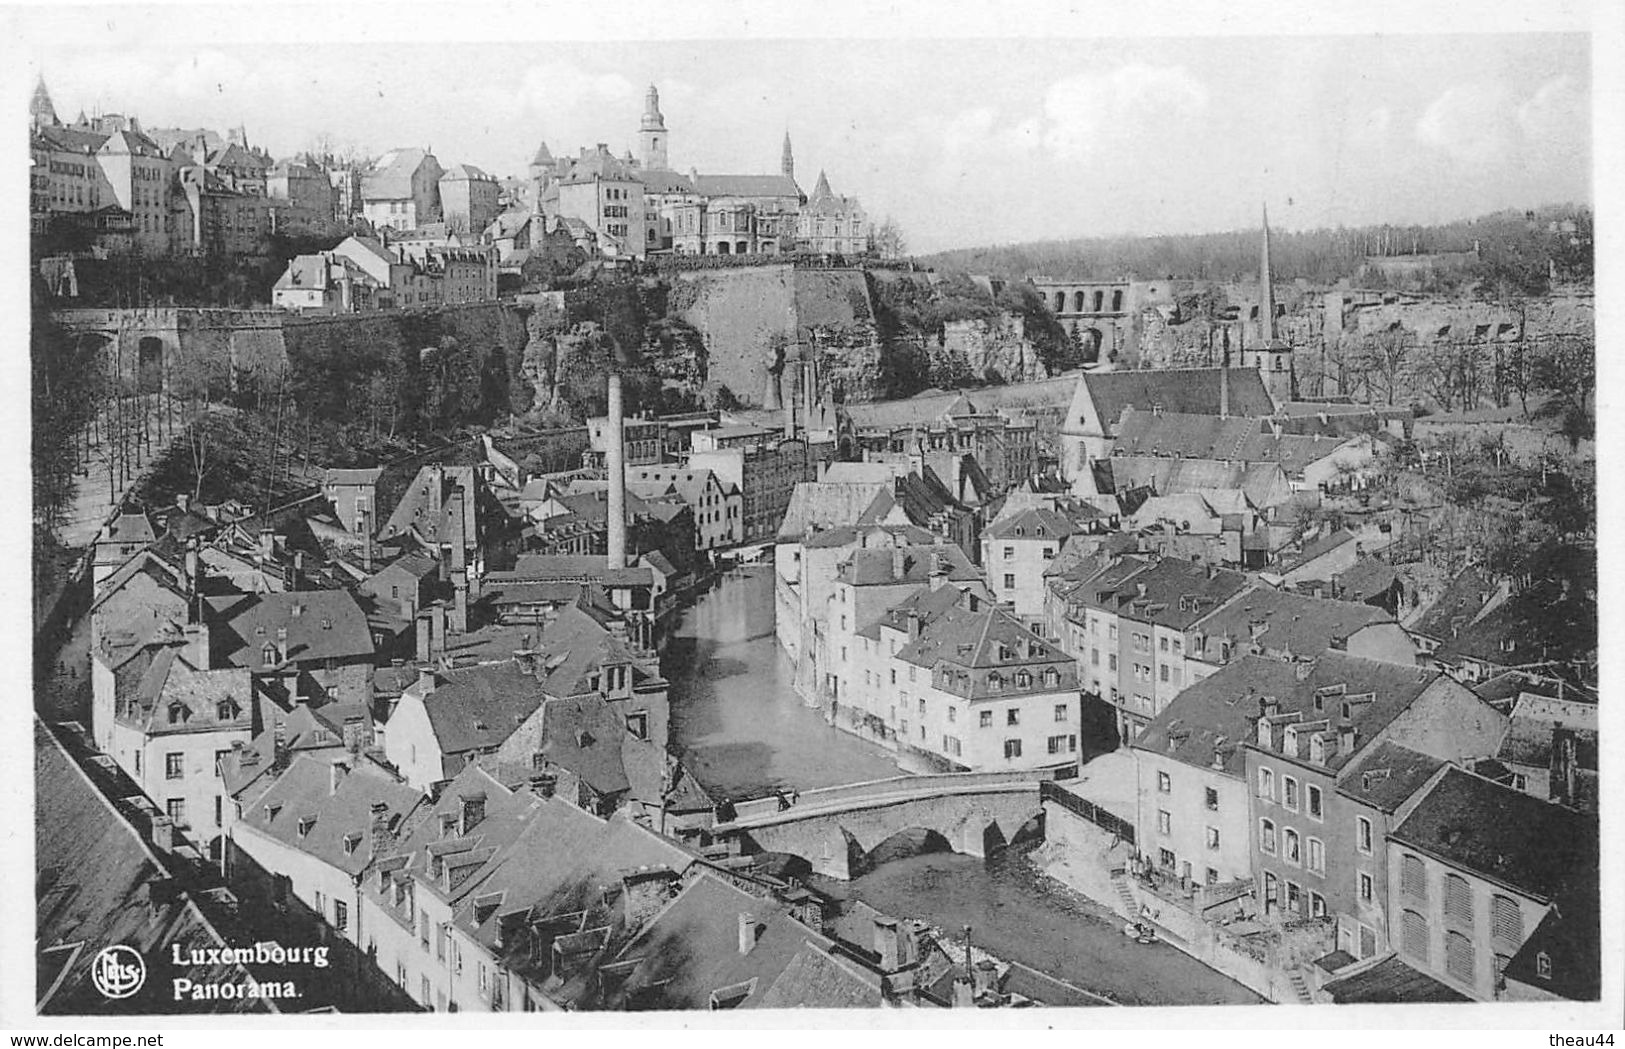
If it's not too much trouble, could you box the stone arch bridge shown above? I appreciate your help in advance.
[712,771,1050,880]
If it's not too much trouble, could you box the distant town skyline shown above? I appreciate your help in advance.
[18,16,1594,253]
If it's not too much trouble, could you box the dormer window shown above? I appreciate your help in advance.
[1015,671,1032,689]
[217,701,234,721]
[168,703,185,724]
[297,815,316,838]
[1536,952,1552,980]
[342,833,362,856]
[988,672,1004,693]
[265,803,282,822]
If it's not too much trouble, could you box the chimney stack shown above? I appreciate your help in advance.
[149,814,175,854]
[329,761,349,796]
[430,602,447,659]
[369,801,393,859]
[272,717,289,771]
[874,916,902,970]
[1338,723,1357,753]
[738,912,759,955]
[415,608,433,663]
[782,366,796,439]
[607,372,628,569]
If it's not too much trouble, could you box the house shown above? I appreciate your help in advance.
[624,465,743,552]
[1385,767,1597,1001]
[1183,584,1418,687]
[271,251,382,313]
[93,507,158,594]
[981,508,1078,622]
[205,589,376,706]
[362,147,444,232]
[1243,656,1507,963]
[229,753,425,945]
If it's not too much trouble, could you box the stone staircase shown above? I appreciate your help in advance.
[1285,969,1314,1005]
[1110,871,1139,918]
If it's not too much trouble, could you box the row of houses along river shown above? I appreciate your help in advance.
[662,564,1261,1007]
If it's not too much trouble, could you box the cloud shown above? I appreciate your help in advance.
[1415,82,1515,162]
[1043,63,1208,158]
[1517,74,1586,149]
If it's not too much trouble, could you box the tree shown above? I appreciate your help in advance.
[872,217,907,260]
[1530,335,1595,449]
[1356,326,1416,406]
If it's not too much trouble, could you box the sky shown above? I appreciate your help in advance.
[13,8,1598,254]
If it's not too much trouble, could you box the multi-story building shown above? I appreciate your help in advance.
[983,508,1079,623]
[1183,584,1417,687]
[1046,552,1152,706]
[438,164,501,239]
[204,589,376,707]
[689,435,818,546]
[882,592,1082,775]
[271,251,383,313]
[1385,767,1596,1001]
[797,171,868,256]
[1243,655,1506,956]
[267,158,338,237]
[553,145,645,256]
[363,148,444,232]
[172,167,274,257]
[624,466,743,552]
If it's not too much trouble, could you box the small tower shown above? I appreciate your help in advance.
[781,131,795,181]
[640,83,668,171]
[30,75,59,131]
[1260,203,1277,345]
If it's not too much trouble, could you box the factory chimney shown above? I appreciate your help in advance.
[607,371,628,568]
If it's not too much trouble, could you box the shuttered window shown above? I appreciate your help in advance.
[1401,853,1427,900]
[1402,909,1429,963]
[1491,895,1524,945]
[1443,874,1473,928]
[1445,930,1475,986]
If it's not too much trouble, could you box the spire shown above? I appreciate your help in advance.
[812,169,832,201]
[641,83,665,131]
[781,131,794,180]
[30,75,58,130]
[1260,202,1276,344]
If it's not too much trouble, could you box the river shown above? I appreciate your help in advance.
[662,566,1262,1007]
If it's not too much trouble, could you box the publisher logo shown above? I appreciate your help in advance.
[91,945,146,1000]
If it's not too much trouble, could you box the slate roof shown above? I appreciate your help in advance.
[362,147,439,199]
[802,523,937,551]
[1502,877,1600,1001]
[420,660,545,759]
[1113,409,1264,459]
[985,507,1078,543]
[835,544,978,587]
[236,754,423,877]
[896,603,1073,698]
[1187,585,1397,663]
[495,555,653,588]
[206,589,374,667]
[637,168,696,194]
[1112,557,1249,631]
[1134,655,1298,777]
[35,719,278,1015]
[1336,741,1446,812]
[439,163,492,181]
[1108,456,1290,507]
[691,173,802,200]
[118,646,255,736]
[1390,767,1597,901]
[1322,955,1472,1004]
[1082,367,1274,436]
[1334,557,1400,602]
[753,942,883,1008]
[1409,566,1497,642]
[777,481,890,541]
[855,580,976,641]
[1271,529,1356,576]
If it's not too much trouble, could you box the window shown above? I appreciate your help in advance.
[1307,784,1323,820]
[1157,810,1171,835]
[1047,735,1069,755]
[1159,665,1169,683]
[1359,871,1374,903]
[1157,771,1171,793]
[335,900,348,933]
[1307,837,1324,874]
[1536,952,1552,980]
[1263,871,1279,907]
[1283,776,1299,811]
[1310,892,1327,918]
[948,707,956,723]
[1003,574,1016,590]
[166,798,186,827]
[1491,895,1524,945]
[1443,874,1473,928]
[1286,881,1302,915]
[1257,766,1274,800]
[420,908,430,949]
[1003,739,1022,760]
[1007,709,1020,726]
[217,701,234,721]
[1003,546,1014,560]
[1054,703,1068,723]
[1283,828,1301,865]
[1356,816,1373,855]
[979,710,993,728]
[1158,848,1176,869]
[436,923,447,961]
[165,753,184,780]
[1206,826,1220,850]
[1206,868,1219,885]
[1445,930,1475,986]
[1259,818,1277,854]
[1401,853,1427,900]
[1205,787,1219,811]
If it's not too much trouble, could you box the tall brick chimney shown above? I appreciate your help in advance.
[607,372,628,569]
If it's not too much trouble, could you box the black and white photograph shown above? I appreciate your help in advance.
[6,1,1614,1032]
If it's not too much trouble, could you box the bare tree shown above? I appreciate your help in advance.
[871,217,907,260]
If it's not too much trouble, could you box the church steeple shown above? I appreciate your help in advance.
[781,131,794,180]
[30,75,59,130]
[640,83,668,170]
[1260,202,1276,344]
